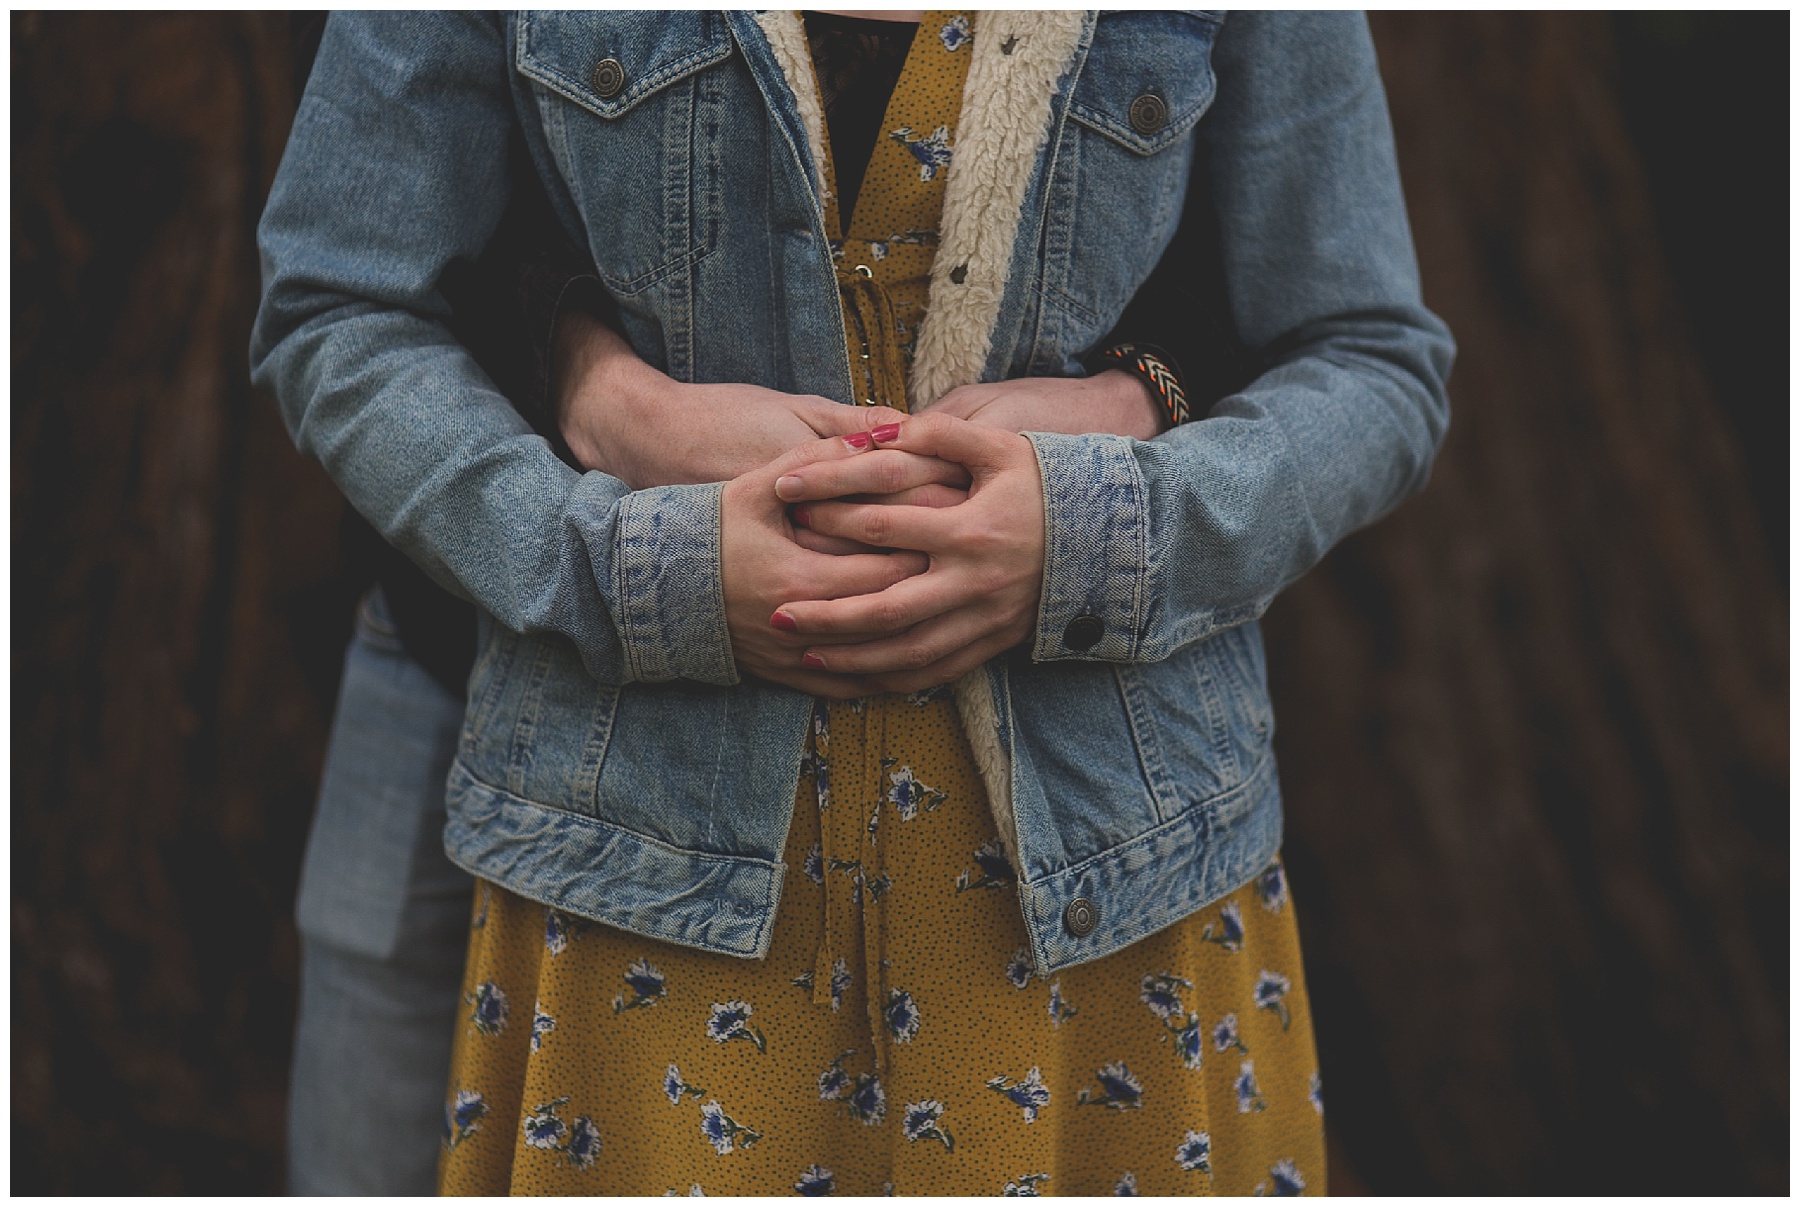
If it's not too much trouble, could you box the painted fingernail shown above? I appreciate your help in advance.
[776,474,804,498]
[770,611,798,632]
[801,652,826,669]
[792,506,811,527]
[870,422,901,443]
[843,431,873,450]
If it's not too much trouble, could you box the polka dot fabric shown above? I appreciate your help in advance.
[438,693,1325,1195]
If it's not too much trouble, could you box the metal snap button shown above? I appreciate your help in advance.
[1063,896,1098,938]
[591,57,626,100]
[1128,92,1168,136]
[1063,615,1103,651]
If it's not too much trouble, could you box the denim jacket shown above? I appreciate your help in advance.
[251,11,1453,974]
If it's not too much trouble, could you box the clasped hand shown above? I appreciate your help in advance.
[556,312,1160,695]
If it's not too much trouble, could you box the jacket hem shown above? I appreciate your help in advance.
[1019,743,1283,974]
[443,758,785,959]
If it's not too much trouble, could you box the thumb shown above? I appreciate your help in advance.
[800,402,909,439]
[869,411,1013,472]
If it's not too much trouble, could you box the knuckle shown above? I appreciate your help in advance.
[870,599,910,630]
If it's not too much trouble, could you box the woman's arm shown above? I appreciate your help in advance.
[768,12,1454,684]
[250,13,918,690]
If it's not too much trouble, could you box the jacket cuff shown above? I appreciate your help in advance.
[613,481,738,684]
[1024,431,1148,662]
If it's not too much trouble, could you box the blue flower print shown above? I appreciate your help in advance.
[795,1165,836,1196]
[817,1051,855,1102]
[884,988,921,1044]
[1213,1012,1249,1055]
[1256,863,1288,913]
[1047,980,1078,1027]
[706,1000,768,1052]
[1078,1061,1144,1110]
[956,837,1015,893]
[544,908,569,955]
[523,1097,570,1150]
[1201,900,1244,950]
[830,957,854,1012]
[443,1087,487,1149]
[1005,949,1034,989]
[1002,1173,1050,1196]
[866,872,892,901]
[847,1071,888,1126]
[471,884,490,929]
[1140,972,1190,1021]
[803,843,825,885]
[663,1185,705,1197]
[904,683,949,705]
[1173,1014,1204,1070]
[888,125,955,183]
[1236,1060,1268,1113]
[1267,1159,1306,1196]
[665,1063,706,1105]
[613,958,666,1013]
[1309,1072,1324,1115]
[987,1066,1050,1123]
[698,1100,763,1155]
[1253,969,1293,1029]
[938,14,971,52]
[468,981,508,1035]
[1114,1171,1139,1195]
[791,969,815,994]
[885,763,946,821]
[1176,1130,1213,1173]
[563,1116,602,1169]
[902,1099,955,1150]
[813,754,832,811]
[531,1002,555,1053]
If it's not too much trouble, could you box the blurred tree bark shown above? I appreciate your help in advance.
[8,10,1786,1195]
[1278,12,1787,1193]
[11,12,349,1193]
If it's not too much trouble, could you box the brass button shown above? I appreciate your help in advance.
[1128,92,1168,136]
[1063,897,1098,938]
[591,57,625,100]
[1063,615,1103,651]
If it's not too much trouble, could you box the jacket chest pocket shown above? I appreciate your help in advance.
[1032,11,1223,360]
[516,11,733,296]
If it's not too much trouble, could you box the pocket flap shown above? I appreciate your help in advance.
[517,11,733,120]
[1069,11,1223,155]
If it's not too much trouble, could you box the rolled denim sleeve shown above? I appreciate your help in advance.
[250,12,734,687]
[1030,10,1454,662]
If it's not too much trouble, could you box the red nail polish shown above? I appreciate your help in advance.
[870,422,901,443]
[770,611,797,632]
[843,431,873,450]
[792,506,811,527]
[801,652,826,669]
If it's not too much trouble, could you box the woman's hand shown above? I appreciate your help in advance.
[923,369,1167,441]
[767,414,1047,693]
[555,310,907,490]
[721,434,967,698]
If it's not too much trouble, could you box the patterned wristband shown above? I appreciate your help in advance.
[1095,342,1192,428]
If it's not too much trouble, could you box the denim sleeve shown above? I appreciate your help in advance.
[249,12,735,687]
[1028,10,1455,663]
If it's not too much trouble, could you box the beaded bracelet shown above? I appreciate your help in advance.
[1093,342,1192,428]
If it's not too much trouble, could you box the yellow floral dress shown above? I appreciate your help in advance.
[440,14,1324,1196]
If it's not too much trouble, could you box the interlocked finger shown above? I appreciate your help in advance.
[791,500,957,553]
[776,448,970,503]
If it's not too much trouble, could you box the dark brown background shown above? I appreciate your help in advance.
[12,12,1787,1194]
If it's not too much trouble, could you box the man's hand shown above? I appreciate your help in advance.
[924,370,1167,441]
[721,433,964,698]
[554,310,907,490]
[766,414,1047,694]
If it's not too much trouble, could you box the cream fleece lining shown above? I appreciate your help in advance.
[754,10,1090,882]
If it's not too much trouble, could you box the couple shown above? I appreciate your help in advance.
[254,10,1451,1196]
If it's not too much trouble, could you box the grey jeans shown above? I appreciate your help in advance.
[287,589,471,1194]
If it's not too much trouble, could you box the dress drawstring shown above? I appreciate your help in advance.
[837,266,911,416]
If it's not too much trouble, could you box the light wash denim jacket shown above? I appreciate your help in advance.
[251,11,1452,975]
